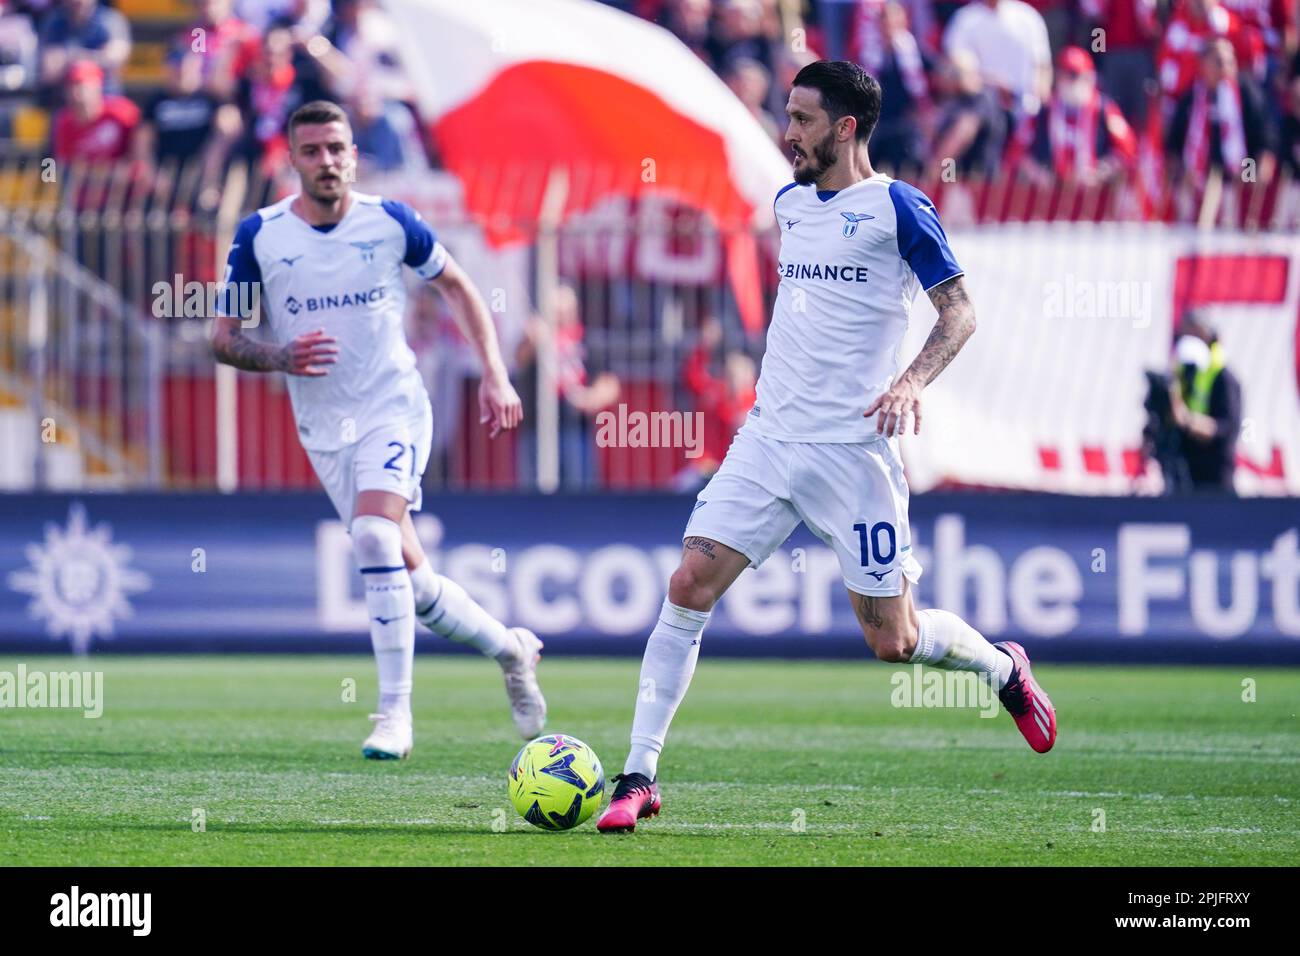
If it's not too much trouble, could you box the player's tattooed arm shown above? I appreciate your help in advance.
[210,316,338,377]
[864,275,975,437]
[910,275,977,387]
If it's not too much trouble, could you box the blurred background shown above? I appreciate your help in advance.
[0,0,1296,661]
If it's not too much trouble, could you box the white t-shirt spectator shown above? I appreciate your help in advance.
[943,0,1050,115]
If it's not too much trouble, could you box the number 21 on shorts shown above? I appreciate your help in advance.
[384,441,418,478]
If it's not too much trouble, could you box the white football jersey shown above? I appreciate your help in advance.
[217,191,448,451]
[751,173,963,443]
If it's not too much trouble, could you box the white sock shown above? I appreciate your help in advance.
[409,560,514,659]
[352,515,415,717]
[910,608,1013,689]
[624,599,710,779]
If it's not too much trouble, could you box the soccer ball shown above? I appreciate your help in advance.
[508,734,605,831]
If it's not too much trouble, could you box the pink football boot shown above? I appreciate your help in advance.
[596,773,661,833]
[994,641,1057,753]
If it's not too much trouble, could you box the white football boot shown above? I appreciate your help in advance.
[361,711,413,760]
[500,628,547,738]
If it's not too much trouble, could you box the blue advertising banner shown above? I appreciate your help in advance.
[0,493,1297,662]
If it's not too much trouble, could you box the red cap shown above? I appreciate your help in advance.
[66,59,104,86]
[1057,46,1095,76]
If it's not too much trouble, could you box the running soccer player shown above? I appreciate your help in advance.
[597,61,1056,833]
[210,101,546,759]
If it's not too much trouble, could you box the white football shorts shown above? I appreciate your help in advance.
[307,407,433,521]
[684,423,923,597]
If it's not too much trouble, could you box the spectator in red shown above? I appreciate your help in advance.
[1081,0,1159,126]
[1219,0,1278,83]
[1166,38,1277,190]
[1016,46,1137,187]
[681,318,756,479]
[1158,0,1264,107]
[51,59,138,164]
[186,0,258,101]
[38,0,130,94]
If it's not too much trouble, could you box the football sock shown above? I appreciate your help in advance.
[624,600,710,779]
[909,608,1014,689]
[410,560,514,660]
[352,515,415,717]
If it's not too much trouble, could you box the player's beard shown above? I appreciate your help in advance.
[792,129,838,185]
[305,169,348,203]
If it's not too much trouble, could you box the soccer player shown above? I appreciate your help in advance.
[210,101,546,759]
[596,61,1057,833]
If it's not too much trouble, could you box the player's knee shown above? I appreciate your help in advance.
[668,564,721,612]
[351,515,403,565]
[865,624,915,663]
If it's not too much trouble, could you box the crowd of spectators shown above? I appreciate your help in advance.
[628,0,1300,194]
[2,0,427,205]
[4,1,1299,203]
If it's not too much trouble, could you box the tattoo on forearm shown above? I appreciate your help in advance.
[907,276,976,387]
[214,327,288,373]
[851,592,884,630]
[683,537,718,560]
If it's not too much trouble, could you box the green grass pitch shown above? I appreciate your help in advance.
[0,655,1296,866]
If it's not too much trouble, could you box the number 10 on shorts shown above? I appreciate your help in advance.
[853,521,896,566]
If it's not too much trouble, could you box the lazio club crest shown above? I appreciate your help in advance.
[841,212,875,238]
[349,239,383,263]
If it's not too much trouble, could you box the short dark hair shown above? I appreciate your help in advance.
[791,60,881,143]
[288,100,351,142]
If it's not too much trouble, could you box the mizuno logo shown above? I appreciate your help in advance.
[841,212,875,238]
[785,219,800,230]
[916,201,937,216]
[373,614,407,626]
[281,255,303,266]
[865,569,894,581]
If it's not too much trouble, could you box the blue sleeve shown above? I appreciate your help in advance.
[889,180,963,291]
[217,214,262,318]
[382,198,447,279]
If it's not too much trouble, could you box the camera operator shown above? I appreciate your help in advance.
[1169,313,1242,494]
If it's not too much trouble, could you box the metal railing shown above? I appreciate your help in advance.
[1,153,1298,494]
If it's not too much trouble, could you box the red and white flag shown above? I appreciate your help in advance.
[382,0,791,333]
